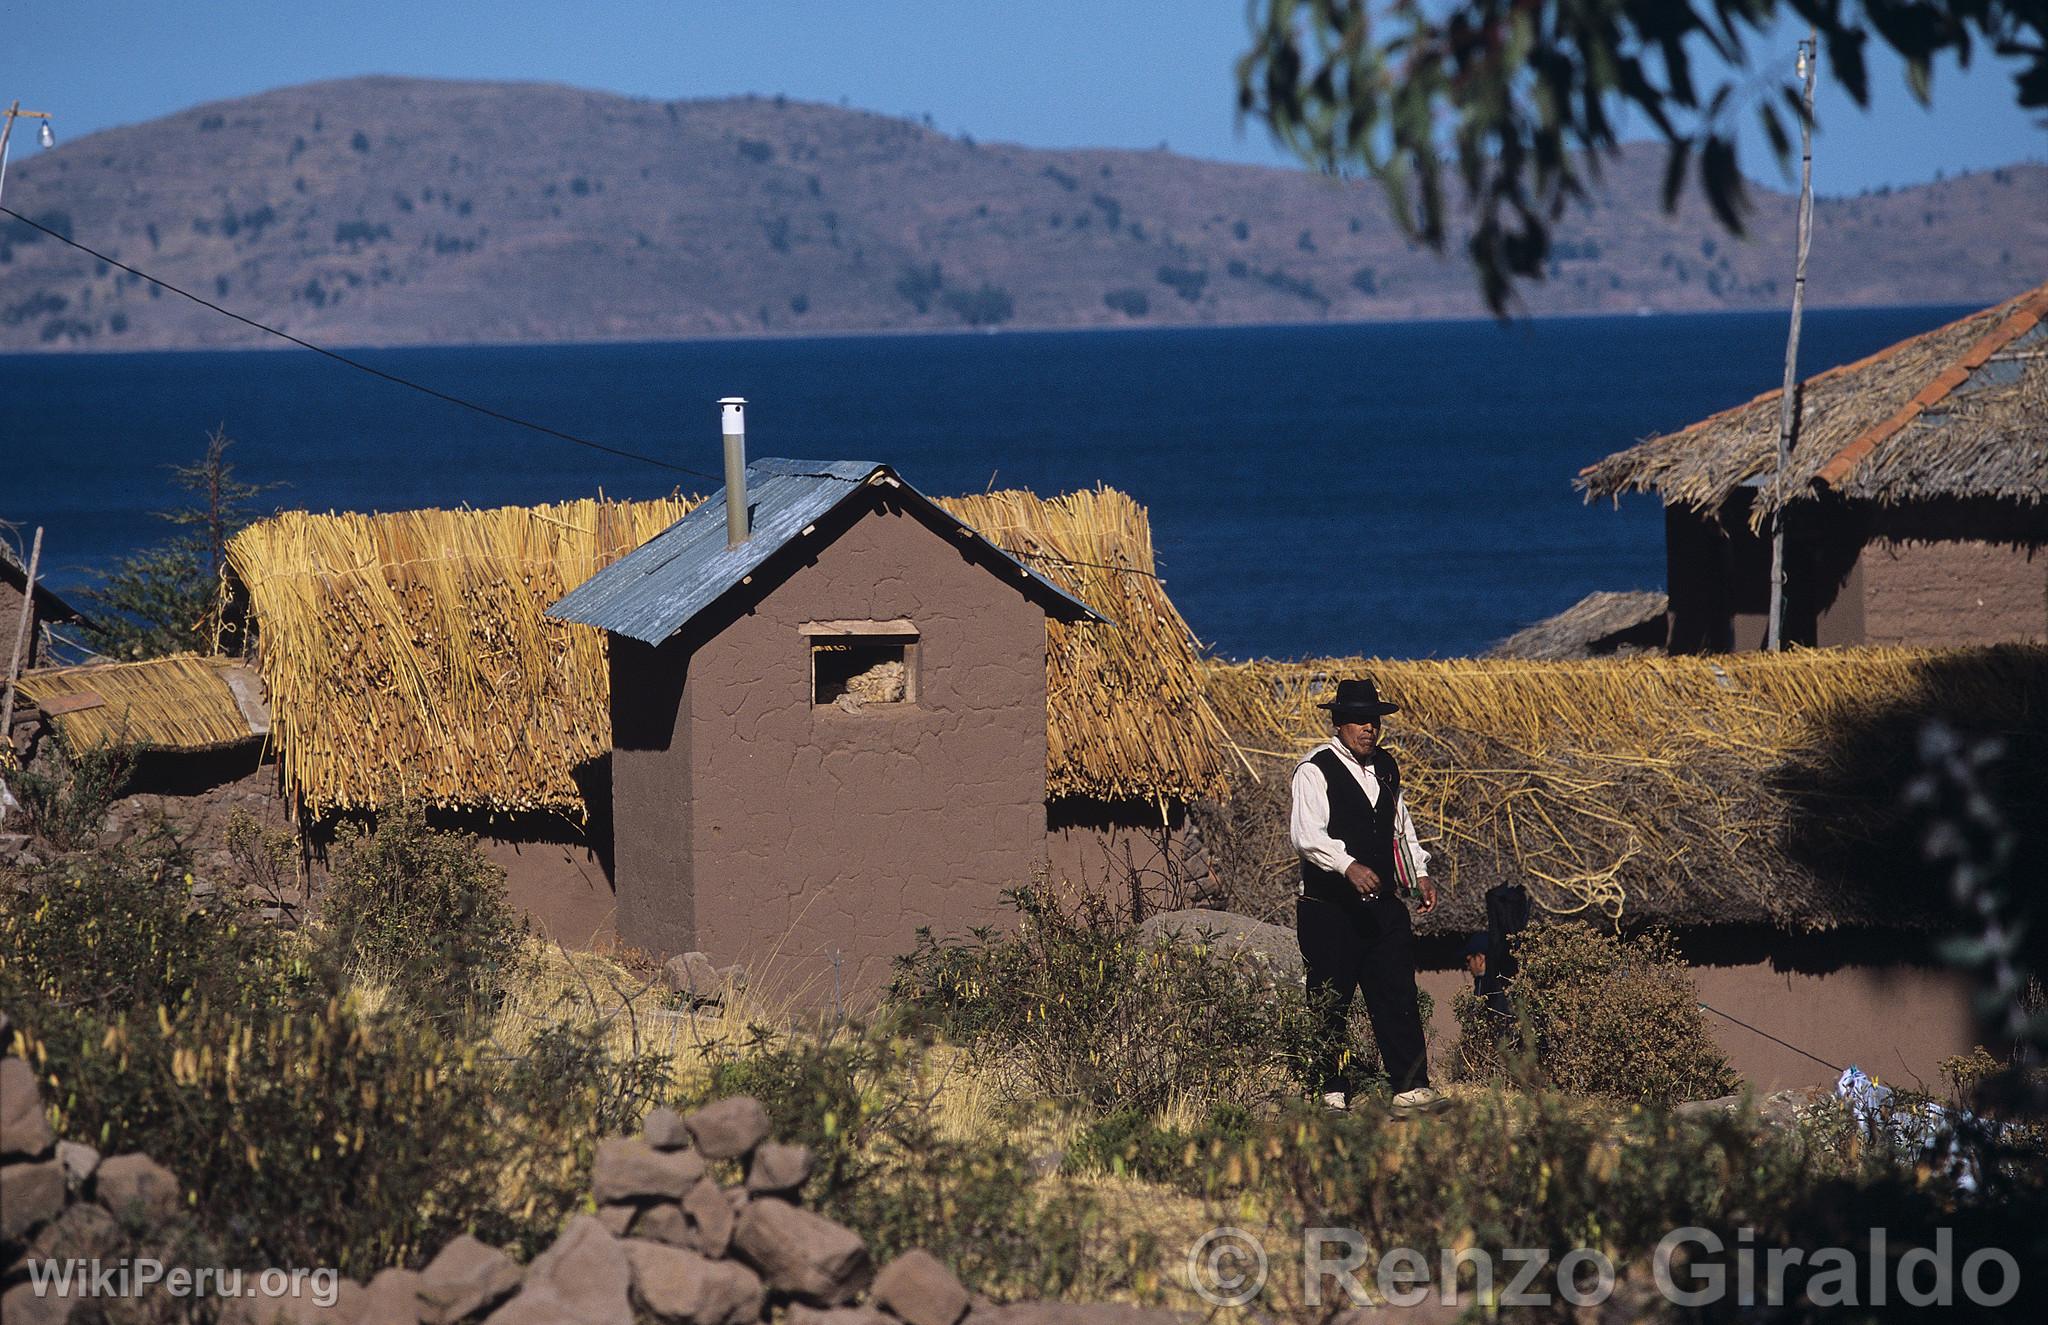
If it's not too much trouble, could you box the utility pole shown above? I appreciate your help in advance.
[2,526,44,756]
[0,100,57,208]
[1766,35,1818,652]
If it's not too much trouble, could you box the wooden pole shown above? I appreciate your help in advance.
[1767,35,1818,652]
[2,525,44,749]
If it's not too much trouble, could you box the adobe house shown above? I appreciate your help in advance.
[1577,282,2047,652]
[547,434,1105,997]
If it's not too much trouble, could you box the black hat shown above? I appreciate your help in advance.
[1318,677,1400,721]
[1460,932,1490,959]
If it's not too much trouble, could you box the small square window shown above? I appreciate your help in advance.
[805,622,918,709]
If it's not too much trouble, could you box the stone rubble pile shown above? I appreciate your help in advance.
[3,1012,1177,1325]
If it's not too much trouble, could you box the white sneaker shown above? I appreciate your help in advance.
[1390,1086,1451,1115]
[1321,1091,1349,1112]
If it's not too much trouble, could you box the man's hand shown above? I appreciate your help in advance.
[1344,861,1381,897]
[1416,876,1438,915]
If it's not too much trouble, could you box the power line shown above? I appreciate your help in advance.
[0,204,719,481]
[1697,1000,1844,1074]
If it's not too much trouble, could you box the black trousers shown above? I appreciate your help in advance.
[1296,893,1429,1094]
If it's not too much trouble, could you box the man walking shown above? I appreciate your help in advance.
[1291,677,1447,1115]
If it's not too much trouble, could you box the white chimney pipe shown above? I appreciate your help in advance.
[720,397,748,547]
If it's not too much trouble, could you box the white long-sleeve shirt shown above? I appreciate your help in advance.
[1290,738,1431,883]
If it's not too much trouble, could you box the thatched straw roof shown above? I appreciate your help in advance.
[15,654,267,751]
[228,488,1227,817]
[1199,647,2048,934]
[1579,282,2048,525]
[1488,590,1668,660]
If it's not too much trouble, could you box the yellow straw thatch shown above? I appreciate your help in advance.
[15,654,262,751]
[1201,646,2048,932]
[228,487,1228,818]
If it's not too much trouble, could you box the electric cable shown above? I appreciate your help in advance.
[0,204,719,481]
[1696,1000,1844,1074]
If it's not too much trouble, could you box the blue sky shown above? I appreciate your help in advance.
[6,1,2042,196]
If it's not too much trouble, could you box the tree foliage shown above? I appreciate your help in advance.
[82,425,282,659]
[1238,0,2048,311]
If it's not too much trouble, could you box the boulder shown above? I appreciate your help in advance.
[632,1202,692,1248]
[683,1179,735,1257]
[358,1269,425,1325]
[872,1251,970,1325]
[1137,910,1301,983]
[254,1278,368,1324]
[1,1056,54,1159]
[94,1153,180,1224]
[591,1138,707,1204]
[595,1204,638,1238]
[626,1240,765,1325]
[505,1214,630,1325]
[786,1309,892,1325]
[2,1277,80,1325]
[642,1107,694,1152]
[1,1159,65,1242]
[731,1198,870,1306]
[685,1098,770,1161]
[662,953,727,1005]
[416,1235,522,1324]
[27,1201,124,1265]
[54,1140,99,1191]
[743,1142,813,1198]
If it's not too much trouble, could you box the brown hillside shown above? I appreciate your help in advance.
[2,76,2044,349]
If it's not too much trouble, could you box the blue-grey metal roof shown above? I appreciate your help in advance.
[546,459,1105,644]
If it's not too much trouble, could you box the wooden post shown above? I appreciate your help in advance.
[1767,35,1818,652]
[2,525,44,748]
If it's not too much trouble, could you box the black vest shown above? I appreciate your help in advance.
[1299,745,1401,906]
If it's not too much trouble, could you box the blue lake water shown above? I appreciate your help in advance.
[0,305,1974,659]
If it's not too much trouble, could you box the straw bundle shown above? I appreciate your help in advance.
[935,487,1230,804]
[1579,282,2048,523]
[1200,646,2048,933]
[1487,590,1668,660]
[229,496,695,816]
[229,485,1228,817]
[16,654,261,751]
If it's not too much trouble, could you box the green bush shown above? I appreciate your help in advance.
[889,886,1318,1116]
[7,739,133,850]
[318,805,530,1014]
[1066,1102,1257,1185]
[1451,923,1737,1104]
[0,839,662,1275]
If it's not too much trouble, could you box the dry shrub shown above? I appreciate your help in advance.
[1481,922,1737,1104]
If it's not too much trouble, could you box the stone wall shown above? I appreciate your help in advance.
[2,1018,1175,1325]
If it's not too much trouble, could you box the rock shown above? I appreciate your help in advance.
[1,1056,54,1159]
[596,1204,638,1238]
[1,1159,66,1242]
[28,1201,124,1264]
[510,1214,630,1325]
[416,1235,523,1324]
[743,1142,813,1197]
[1672,1094,1740,1120]
[662,953,727,1004]
[642,1107,694,1151]
[787,1309,892,1325]
[358,1269,425,1325]
[731,1197,870,1306]
[1137,910,1301,983]
[684,1180,735,1257]
[93,1153,180,1224]
[685,1098,770,1161]
[255,1278,368,1324]
[973,1308,1188,1325]
[2,1277,80,1325]
[872,1251,970,1325]
[54,1140,99,1190]
[591,1138,707,1204]
[626,1240,765,1325]
[632,1202,692,1248]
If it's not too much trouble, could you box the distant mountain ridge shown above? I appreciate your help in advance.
[3,76,2044,350]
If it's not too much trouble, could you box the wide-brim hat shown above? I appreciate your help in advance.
[1317,677,1399,720]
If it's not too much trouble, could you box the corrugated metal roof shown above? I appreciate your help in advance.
[547,459,1103,644]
